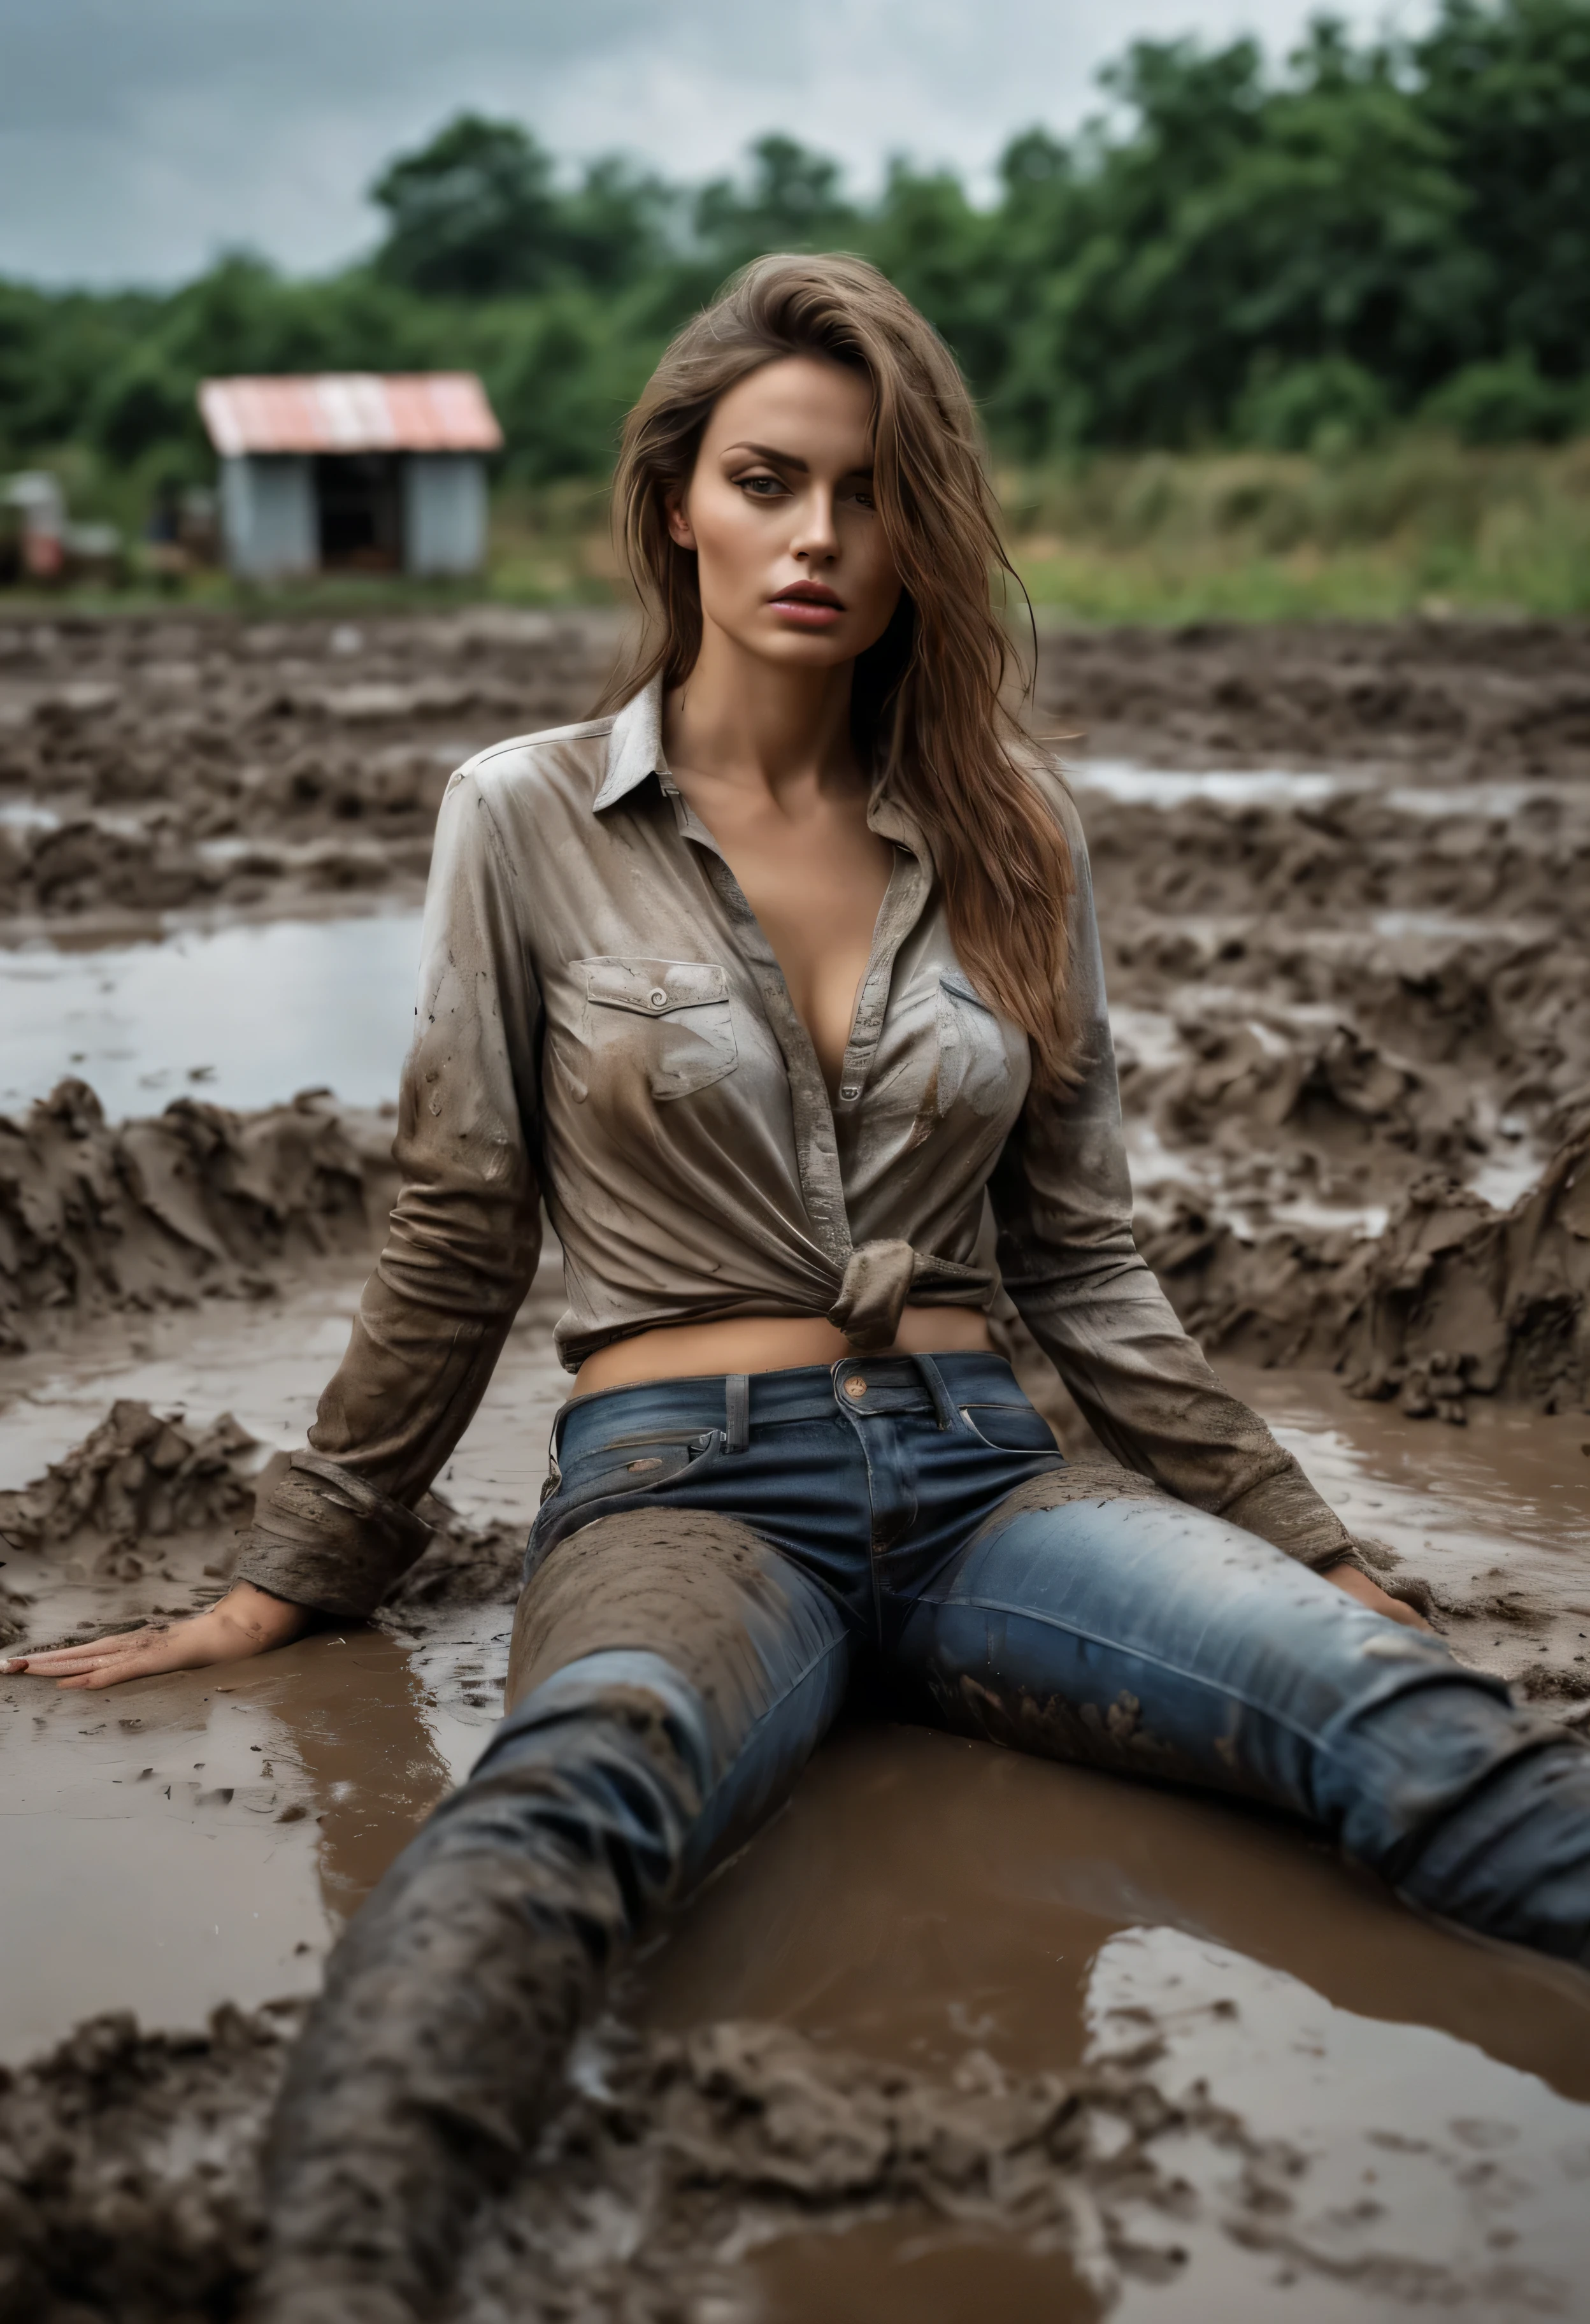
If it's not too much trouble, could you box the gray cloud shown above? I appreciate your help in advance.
[0,0,1429,287]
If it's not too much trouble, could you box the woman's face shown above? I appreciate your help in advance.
[668,354,903,673]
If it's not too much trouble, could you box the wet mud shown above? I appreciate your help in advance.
[3,613,1589,2319]
[0,1077,396,1356]
[8,1725,1590,2324]
[4,1369,1588,2317]
[0,610,617,938]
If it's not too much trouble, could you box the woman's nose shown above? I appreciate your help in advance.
[791,487,840,562]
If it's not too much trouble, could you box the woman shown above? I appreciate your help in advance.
[11,256,1587,2314]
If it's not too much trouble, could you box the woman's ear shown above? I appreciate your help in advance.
[665,492,696,551]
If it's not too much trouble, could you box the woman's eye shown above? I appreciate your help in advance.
[737,474,785,498]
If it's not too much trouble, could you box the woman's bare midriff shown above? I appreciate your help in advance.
[572,1307,994,1396]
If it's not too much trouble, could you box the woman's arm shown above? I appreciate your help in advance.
[8,764,546,1688]
[237,761,545,1615]
[991,775,1424,1626]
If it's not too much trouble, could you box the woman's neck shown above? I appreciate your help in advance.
[664,625,861,803]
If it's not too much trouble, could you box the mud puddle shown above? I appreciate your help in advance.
[0,906,422,1114]
[625,1723,1590,2320]
[0,1261,563,2060]
[1230,1361,1590,1709]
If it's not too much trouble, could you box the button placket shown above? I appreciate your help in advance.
[684,847,852,1259]
[833,857,927,1114]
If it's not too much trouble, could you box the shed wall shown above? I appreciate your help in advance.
[220,455,315,580]
[401,455,489,577]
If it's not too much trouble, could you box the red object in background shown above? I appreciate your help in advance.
[22,529,63,578]
[198,373,503,458]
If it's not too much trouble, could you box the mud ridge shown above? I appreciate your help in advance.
[0,1992,1314,2324]
[2,613,1587,933]
[1144,1117,1590,1421]
[0,1079,394,1355]
[1034,617,1590,779]
[0,1394,522,1651]
[0,610,619,932]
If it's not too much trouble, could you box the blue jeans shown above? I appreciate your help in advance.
[257,1357,1589,2311]
[480,1353,1590,1951]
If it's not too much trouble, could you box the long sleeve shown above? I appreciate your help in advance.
[236,764,545,1616]
[989,780,1364,1574]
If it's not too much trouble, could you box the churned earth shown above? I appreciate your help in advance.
[1,610,1588,2323]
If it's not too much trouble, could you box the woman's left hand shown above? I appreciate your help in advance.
[1322,1561,1431,1631]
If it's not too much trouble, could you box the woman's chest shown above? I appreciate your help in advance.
[527,826,1028,1166]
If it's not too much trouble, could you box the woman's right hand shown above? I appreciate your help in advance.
[1,1581,314,1691]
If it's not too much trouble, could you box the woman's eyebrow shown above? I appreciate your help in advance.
[724,440,809,471]
[723,440,875,478]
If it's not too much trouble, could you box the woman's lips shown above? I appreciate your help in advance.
[770,589,844,627]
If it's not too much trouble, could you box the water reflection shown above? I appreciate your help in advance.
[0,908,422,1115]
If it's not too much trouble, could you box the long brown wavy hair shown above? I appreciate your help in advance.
[594,252,1078,1088]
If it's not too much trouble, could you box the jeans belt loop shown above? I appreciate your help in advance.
[724,1373,751,1454]
[910,1351,961,1433]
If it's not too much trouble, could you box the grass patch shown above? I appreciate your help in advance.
[1002,439,1590,622]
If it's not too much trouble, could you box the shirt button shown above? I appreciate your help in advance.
[648,987,668,1008]
[843,1376,867,1400]
[840,1086,859,1101]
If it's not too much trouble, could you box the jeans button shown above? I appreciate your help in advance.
[843,1376,867,1400]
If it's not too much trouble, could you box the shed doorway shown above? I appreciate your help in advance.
[316,454,402,571]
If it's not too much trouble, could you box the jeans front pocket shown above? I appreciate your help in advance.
[957,1400,1061,1455]
[523,1428,726,1584]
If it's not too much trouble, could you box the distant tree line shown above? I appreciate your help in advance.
[1,0,1585,499]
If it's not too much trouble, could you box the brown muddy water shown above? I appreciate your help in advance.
[2,613,1589,2319]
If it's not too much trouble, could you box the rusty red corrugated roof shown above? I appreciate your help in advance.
[197,373,503,457]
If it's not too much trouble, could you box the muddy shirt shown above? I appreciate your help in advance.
[238,677,1360,1616]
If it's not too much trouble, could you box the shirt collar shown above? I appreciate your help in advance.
[593,666,934,874]
[594,673,667,812]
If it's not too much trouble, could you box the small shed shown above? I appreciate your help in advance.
[198,373,503,581]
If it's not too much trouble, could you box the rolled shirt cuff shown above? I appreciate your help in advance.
[233,1451,434,1621]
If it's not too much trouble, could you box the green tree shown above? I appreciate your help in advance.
[694,135,860,269]
[371,115,563,296]
[1413,0,1590,378]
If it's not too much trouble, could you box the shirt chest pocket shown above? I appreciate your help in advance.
[936,968,1017,1119]
[567,956,739,1103]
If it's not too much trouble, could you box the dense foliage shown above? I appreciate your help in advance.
[1,0,1585,504]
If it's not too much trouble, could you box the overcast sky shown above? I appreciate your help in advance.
[1,0,1430,289]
